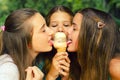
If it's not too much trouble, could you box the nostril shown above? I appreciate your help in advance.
[57,27,64,32]
[58,30,63,32]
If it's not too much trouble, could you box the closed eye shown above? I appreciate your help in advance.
[72,23,77,31]
[40,24,46,32]
[64,24,70,27]
[51,25,57,27]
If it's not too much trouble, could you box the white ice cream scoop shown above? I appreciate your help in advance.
[53,32,67,52]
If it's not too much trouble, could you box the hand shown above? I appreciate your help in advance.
[46,52,70,80]
[59,55,71,80]
[25,66,44,80]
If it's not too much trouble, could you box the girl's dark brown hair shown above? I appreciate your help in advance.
[46,5,74,26]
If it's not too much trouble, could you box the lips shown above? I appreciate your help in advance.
[48,40,53,46]
[48,35,54,46]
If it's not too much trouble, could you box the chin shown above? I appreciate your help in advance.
[67,47,76,52]
[46,46,53,51]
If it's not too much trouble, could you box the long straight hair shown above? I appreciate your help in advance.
[77,8,117,80]
[1,8,38,80]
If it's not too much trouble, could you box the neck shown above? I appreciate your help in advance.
[29,50,39,60]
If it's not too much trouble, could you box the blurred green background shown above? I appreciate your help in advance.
[0,0,120,27]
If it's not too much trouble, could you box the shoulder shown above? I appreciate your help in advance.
[0,54,19,80]
[109,58,120,80]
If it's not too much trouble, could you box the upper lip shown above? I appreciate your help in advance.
[48,36,54,44]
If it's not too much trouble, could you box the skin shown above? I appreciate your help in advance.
[26,13,54,80]
[28,13,54,58]
[46,52,70,80]
[68,12,120,80]
[46,11,72,80]
[109,58,120,80]
[49,11,72,33]
[26,66,44,80]
[67,13,83,52]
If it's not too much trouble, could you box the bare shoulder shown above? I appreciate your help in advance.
[109,58,120,80]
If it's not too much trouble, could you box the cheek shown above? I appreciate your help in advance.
[72,32,79,49]
[64,27,70,33]
[32,35,39,48]
[32,34,46,51]
[50,27,57,32]
[75,38,78,50]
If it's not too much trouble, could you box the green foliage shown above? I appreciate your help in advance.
[0,0,22,26]
[109,0,120,8]
[0,0,120,27]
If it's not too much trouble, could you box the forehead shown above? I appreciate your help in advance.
[50,11,72,21]
[32,13,44,23]
[30,13,45,27]
[73,13,83,26]
[73,13,83,22]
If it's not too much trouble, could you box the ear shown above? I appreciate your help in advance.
[30,26,33,36]
[28,43,32,49]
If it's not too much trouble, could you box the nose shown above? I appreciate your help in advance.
[68,27,73,35]
[57,27,64,32]
[48,27,54,35]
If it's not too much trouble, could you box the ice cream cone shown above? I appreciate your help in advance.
[53,32,67,52]
[57,47,66,52]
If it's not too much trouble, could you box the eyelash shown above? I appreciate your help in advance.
[42,29,46,32]
[73,26,77,31]
[51,24,70,27]
[64,24,70,27]
[51,25,57,27]
[73,28,76,31]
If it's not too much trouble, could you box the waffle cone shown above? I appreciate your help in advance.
[57,47,66,52]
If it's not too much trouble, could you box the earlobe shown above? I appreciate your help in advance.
[30,28,33,36]
[28,43,32,49]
